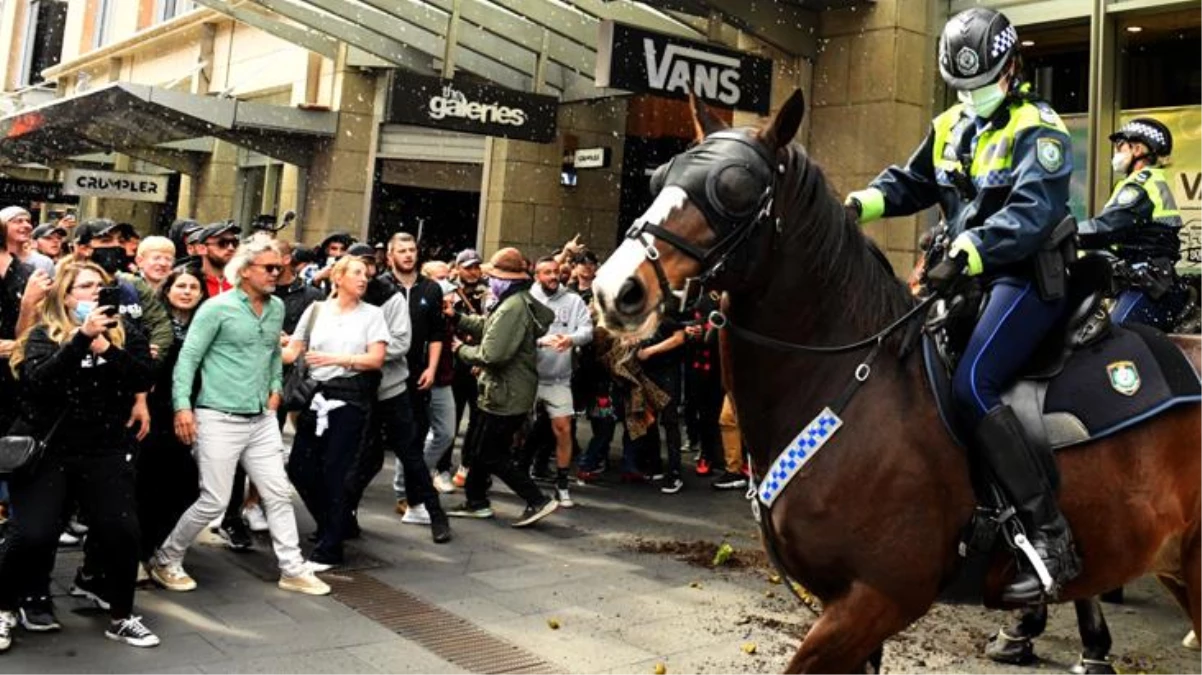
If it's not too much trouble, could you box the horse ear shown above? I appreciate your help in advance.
[690,93,728,141]
[762,89,806,151]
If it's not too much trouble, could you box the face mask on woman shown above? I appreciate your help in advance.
[488,277,518,309]
[957,81,1007,119]
[1111,150,1133,175]
[73,300,96,324]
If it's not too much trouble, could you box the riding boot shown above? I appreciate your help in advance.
[974,405,1081,604]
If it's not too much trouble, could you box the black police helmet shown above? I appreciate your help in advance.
[938,8,1019,91]
[1109,117,1173,158]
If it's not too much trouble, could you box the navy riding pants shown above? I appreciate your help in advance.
[952,277,1067,428]
[1111,287,1187,332]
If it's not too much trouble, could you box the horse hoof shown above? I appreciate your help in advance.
[1184,630,1200,651]
[985,630,1035,665]
[1070,657,1116,675]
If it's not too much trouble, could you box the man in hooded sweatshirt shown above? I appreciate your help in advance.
[446,247,559,528]
[529,256,592,508]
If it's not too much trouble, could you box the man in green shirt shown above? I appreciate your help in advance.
[149,238,330,597]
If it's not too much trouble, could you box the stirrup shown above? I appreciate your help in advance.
[1012,533,1055,594]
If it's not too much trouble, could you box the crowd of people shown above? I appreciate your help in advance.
[0,210,752,653]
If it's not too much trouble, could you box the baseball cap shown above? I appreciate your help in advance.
[346,243,376,259]
[188,221,240,245]
[32,223,68,240]
[455,249,483,268]
[75,218,134,245]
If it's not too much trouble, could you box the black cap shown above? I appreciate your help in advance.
[320,232,355,250]
[292,246,318,265]
[346,243,376,259]
[573,250,599,265]
[75,218,134,245]
[189,221,241,245]
[32,223,68,240]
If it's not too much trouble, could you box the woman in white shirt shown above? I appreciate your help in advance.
[283,257,389,570]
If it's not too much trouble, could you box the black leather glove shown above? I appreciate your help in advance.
[924,252,968,295]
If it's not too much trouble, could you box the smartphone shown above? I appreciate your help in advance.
[97,285,122,316]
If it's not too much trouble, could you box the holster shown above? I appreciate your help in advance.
[1034,216,1078,302]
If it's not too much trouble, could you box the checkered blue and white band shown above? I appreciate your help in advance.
[757,408,843,507]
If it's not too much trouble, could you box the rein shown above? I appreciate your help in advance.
[719,294,937,355]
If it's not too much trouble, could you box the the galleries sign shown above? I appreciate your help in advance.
[387,73,558,143]
[595,21,772,114]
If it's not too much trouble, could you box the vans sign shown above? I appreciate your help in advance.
[595,21,772,114]
[387,73,558,143]
[62,169,168,203]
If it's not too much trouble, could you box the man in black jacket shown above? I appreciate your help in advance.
[382,232,447,512]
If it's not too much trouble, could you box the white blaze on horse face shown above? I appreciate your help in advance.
[594,186,688,314]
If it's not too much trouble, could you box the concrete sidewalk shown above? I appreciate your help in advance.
[0,453,1196,674]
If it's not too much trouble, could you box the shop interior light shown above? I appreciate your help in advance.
[1021,40,1035,46]
[1126,25,1143,32]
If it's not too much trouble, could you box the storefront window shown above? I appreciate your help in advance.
[1119,10,1201,109]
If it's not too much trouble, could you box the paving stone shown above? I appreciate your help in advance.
[197,647,380,674]
[203,600,296,629]
[198,617,399,660]
[481,616,656,673]
[343,640,469,674]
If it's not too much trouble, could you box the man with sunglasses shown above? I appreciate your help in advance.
[191,222,241,297]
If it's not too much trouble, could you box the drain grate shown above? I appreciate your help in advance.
[328,572,558,674]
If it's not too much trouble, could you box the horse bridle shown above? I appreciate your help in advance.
[625,131,780,314]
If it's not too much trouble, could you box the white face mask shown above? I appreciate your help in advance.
[1111,151,1132,175]
[957,82,1007,119]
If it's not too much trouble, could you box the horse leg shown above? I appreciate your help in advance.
[784,583,915,674]
[1070,598,1116,675]
[985,604,1046,665]
[867,645,884,674]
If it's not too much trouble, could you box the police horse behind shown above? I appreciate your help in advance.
[593,90,1202,673]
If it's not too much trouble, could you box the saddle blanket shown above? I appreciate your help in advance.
[925,322,1201,449]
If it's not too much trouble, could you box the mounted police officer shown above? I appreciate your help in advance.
[1079,118,1187,331]
[845,8,1080,603]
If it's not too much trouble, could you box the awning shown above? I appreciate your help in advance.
[192,0,864,103]
[0,82,338,170]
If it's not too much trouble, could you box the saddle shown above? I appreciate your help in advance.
[925,253,1202,603]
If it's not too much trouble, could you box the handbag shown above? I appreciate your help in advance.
[0,412,66,475]
[283,301,323,412]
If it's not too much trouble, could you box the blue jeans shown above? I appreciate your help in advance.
[952,277,1067,427]
[421,385,456,471]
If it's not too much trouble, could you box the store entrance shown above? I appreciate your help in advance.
[368,180,480,262]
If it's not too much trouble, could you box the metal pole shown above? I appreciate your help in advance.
[441,0,461,80]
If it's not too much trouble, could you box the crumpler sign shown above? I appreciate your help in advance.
[62,169,168,203]
[387,73,558,143]
[595,20,772,114]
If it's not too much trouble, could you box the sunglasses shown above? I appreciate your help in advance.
[209,238,240,249]
[249,263,283,275]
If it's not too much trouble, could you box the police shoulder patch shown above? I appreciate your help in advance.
[1116,185,1142,206]
[1036,137,1064,172]
[1134,169,1151,184]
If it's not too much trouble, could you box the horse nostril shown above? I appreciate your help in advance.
[616,278,646,314]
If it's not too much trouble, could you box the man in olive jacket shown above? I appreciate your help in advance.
[448,247,559,528]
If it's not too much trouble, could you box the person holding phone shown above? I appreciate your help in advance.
[0,262,159,650]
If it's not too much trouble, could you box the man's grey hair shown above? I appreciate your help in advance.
[226,237,280,285]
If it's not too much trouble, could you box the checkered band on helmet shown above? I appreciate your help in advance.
[1109,117,1173,157]
[938,8,1019,91]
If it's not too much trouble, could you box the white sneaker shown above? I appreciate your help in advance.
[148,561,197,592]
[0,611,14,652]
[105,615,160,648]
[242,504,269,532]
[58,530,81,546]
[279,571,331,596]
[555,487,574,508]
[306,560,337,573]
[401,503,432,525]
[432,471,456,494]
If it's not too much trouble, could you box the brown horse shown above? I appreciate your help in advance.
[593,89,1201,673]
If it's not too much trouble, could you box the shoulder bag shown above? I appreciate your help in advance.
[283,301,323,412]
[0,412,67,475]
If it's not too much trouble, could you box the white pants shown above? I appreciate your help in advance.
[155,409,306,577]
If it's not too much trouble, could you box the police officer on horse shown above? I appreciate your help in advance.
[845,8,1080,603]
[1079,119,1187,331]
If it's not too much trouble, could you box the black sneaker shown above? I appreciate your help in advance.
[69,569,112,611]
[659,475,684,494]
[105,615,160,648]
[447,503,494,519]
[711,471,749,490]
[18,597,61,632]
[430,511,453,544]
[214,521,253,551]
[512,498,558,528]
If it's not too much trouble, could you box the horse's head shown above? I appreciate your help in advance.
[595,89,806,335]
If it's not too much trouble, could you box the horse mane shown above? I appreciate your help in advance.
[770,139,914,334]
